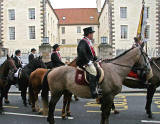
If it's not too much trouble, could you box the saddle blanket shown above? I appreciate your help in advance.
[75,63,104,86]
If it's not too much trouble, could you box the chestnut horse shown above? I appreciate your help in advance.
[29,59,77,117]
[41,47,150,124]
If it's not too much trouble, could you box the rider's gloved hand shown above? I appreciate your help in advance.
[88,61,93,66]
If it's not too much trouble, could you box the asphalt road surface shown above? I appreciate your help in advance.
[0,93,160,124]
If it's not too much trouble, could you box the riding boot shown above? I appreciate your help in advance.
[88,74,98,99]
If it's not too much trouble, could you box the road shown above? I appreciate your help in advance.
[0,93,160,124]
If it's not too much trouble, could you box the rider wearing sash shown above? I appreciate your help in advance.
[77,27,99,98]
[51,44,65,68]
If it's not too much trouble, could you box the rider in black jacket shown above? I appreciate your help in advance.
[51,44,65,68]
[77,27,98,98]
[28,48,36,63]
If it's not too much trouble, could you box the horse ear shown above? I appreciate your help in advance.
[7,54,9,59]
[11,54,13,58]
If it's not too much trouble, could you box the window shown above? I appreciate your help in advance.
[77,27,81,33]
[29,8,35,19]
[145,25,150,39]
[29,26,36,39]
[9,27,15,40]
[62,27,65,34]
[121,25,128,39]
[77,39,81,44]
[120,7,127,18]
[8,9,15,20]
[146,7,149,18]
[62,39,66,44]
[101,37,108,44]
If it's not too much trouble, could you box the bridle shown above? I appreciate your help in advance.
[109,47,149,70]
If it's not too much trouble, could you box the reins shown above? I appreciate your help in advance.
[152,60,160,72]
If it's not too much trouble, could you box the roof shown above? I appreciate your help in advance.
[54,8,99,25]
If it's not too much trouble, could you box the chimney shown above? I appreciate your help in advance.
[96,0,102,13]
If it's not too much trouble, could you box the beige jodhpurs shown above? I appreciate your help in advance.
[85,63,97,76]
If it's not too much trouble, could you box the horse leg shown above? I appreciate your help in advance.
[112,103,119,114]
[34,91,40,112]
[66,92,72,117]
[74,95,79,101]
[0,88,3,114]
[145,85,156,118]
[21,88,27,106]
[47,91,63,124]
[4,84,11,104]
[100,96,113,124]
[62,94,68,119]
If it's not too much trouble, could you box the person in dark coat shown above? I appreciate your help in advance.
[28,48,36,63]
[13,50,22,68]
[76,27,99,98]
[51,44,65,68]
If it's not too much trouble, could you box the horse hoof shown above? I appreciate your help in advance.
[4,99,10,104]
[47,118,55,124]
[148,114,153,119]
[62,113,66,120]
[114,110,120,114]
[32,108,36,112]
[67,112,71,117]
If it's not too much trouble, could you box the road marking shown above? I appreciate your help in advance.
[3,106,19,109]
[141,120,160,123]
[152,112,160,114]
[4,112,74,119]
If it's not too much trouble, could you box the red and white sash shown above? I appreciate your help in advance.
[83,37,96,57]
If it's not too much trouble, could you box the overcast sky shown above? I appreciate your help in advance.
[50,0,105,9]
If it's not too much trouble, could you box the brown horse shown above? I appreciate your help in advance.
[0,55,17,113]
[111,57,160,118]
[29,59,77,117]
[41,46,150,124]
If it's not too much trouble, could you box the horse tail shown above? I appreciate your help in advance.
[28,74,35,105]
[41,69,51,115]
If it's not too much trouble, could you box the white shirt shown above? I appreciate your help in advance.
[85,37,93,46]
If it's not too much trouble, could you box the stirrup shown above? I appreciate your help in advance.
[96,87,102,95]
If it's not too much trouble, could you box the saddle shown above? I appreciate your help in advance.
[75,62,104,86]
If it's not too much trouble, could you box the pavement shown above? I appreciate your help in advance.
[0,93,160,124]
[9,85,160,94]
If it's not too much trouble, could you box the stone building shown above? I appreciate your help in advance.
[1,0,59,54]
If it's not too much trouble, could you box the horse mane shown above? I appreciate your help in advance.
[103,47,135,63]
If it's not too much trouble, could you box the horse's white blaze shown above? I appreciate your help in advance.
[4,112,74,119]
[141,120,160,123]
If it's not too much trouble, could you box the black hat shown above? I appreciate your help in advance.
[15,50,21,55]
[31,48,36,52]
[53,44,60,51]
[83,27,95,36]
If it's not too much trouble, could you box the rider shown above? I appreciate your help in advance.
[51,44,65,68]
[76,27,99,98]
[28,48,36,63]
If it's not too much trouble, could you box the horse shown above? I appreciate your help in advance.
[29,59,77,118]
[0,55,17,113]
[41,46,149,124]
[7,56,46,106]
[111,57,160,118]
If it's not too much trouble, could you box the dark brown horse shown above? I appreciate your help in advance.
[6,56,46,106]
[0,55,17,113]
[111,57,160,118]
[29,59,77,117]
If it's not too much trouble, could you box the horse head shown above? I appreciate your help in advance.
[30,56,46,69]
[6,54,17,72]
[134,46,151,77]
